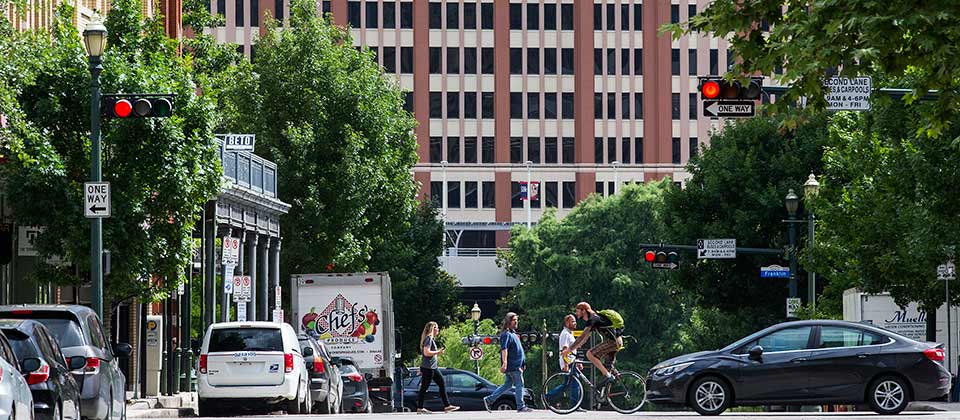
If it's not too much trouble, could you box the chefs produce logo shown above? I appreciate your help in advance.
[301,294,380,344]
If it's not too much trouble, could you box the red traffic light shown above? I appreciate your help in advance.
[701,81,720,99]
[113,99,133,118]
[644,251,656,263]
[483,337,491,345]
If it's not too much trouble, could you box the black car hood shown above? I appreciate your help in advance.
[653,350,721,369]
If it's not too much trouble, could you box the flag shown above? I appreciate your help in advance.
[520,181,540,201]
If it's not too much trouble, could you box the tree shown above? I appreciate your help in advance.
[666,1,960,136]
[429,319,506,384]
[500,182,687,373]
[0,0,221,300]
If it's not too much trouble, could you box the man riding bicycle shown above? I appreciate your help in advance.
[561,302,623,387]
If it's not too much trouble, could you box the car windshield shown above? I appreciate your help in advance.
[209,328,283,352]
[2,330,39,359]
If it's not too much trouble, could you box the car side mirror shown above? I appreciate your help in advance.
[114,343,133,358]
[20,357,41,374]
[475,382,484,391]
[68,356,88,371]
[365,373,374,382]
[302,347,314,357]
[748,345,764,361]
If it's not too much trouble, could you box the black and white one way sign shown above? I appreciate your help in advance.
[84,182,111,218]
[703,101,755,118]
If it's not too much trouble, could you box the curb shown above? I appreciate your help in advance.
[127,408,195,418]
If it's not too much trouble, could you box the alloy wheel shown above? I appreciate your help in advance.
[695,381,725,412]
[874,380,905,411]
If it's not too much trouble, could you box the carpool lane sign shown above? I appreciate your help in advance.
[84,182,111,218]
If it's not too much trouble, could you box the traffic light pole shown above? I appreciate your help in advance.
[89,54,103,319]
[637,243,784,256]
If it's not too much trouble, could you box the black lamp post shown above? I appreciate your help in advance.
[784,189,800,302]
[471,303,481,374]
[83,18,107,319]
[803,174,820,311]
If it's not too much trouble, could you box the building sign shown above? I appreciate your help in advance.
[824,77,872,111]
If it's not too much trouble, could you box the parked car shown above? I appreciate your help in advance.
[402,367,535,412]
[0,330,33,420]
[337,358,372,413]
[0,305,131,420]
[197,322,310,416]
[297,333,342,414]
[646,319,952,415]
[0,320,85,420]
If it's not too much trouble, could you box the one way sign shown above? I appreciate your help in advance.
[84,182,111,218]
[703,101,756,118]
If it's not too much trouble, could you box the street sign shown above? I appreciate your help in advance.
[84,182,111,218]
[221,237,240,266]
[272,308,284,324]
[275,285,282,307]
[218,134,256,151]
[697,239,737,259]
[703,101,755,118]
[237,301,247,322]
[938,261,956,281]
[223,265,235,294]
[652,262,679,270]
[241,276,252,302]
[824,76,871,111]
[232,276,243,302]
[761,264,791,279]
[786,297,801,318]
[469,346,483,361]
[177,282,185,296]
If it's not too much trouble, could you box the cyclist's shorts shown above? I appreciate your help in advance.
[590,337,621,361]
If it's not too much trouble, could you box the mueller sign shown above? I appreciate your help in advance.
[301,294,381,344]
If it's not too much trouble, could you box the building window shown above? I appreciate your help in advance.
[481,3,494,29]
[463,2,476,29]
[562,48,574,75]
[607,48,615,75]
[447,92,460,118]
[447,47,459,74]
[622,138,631,164]
[621,4,629,30]
[481,92,494,118]
[562,93,574,119]
[446,2,458,29]
[429,2,441,29]
[621,93,630,119]
[403,92,413,113]
[710,49,718,74]
[634,48,642,75]
[672,49,680,75]
[672,93,681,120]
[544,3,556,30]
[596,182,604,195]
[464,47,477,73]
[544,48,557,75]
[511,182,523,208]
[347,1,360,27]
[482,181,495,208]
[527,48,540,74]
[400,47,413,73]
[606,4,615,30]
[688,49,697,75]
[381,47,396,73]
[594,93,603,119]
[607,138,615,164]
[543,182,557,208]
[594,48,603,75]
[593,4,602,30]
[671,5,679,24]
[430,181,443,207]
[429,92,442,118]
[400,2,413,28]
[510,48,523,74]
[562,182,576,208]
[464,92,477,119]
[689,5,697,19]
[634,138,643,164]
[544,93,557,119]
[634,4,642,30]
[464,181,478,208]
[607,93,615,119]
[447,181,460,208]
[511,137,523,163]
[527,92,540,118]
[482,137,495,163]
[527,3,539,30]
[727,50,734,70]
[510,93,523,119]
[430,137,442,163]
[544,137,558,164]
[562,137,574,164]
[250,0,259,27]
[236,0,245,26]
[510,3,522,30]
[365,1,378,28]
[634,92,643,119]
[464,137,477,163]
[672,138,681,164]
[217,0,226,24]
[621,49,630,74]
[561,4,573,30]
[447,137,460,163]
[689,92,697,119]
[527,138,540,164]
[690,138,699,159]
[482,48,495,74]
[594,138,603,163]
[383,1,395,28]
[429,47,441,74]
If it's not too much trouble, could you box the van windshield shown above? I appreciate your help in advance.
[209,328,283,352]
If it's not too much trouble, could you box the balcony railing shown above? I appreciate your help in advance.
[218,141,278,197]
[443,248,502,257]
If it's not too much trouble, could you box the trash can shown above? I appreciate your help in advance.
[368,376,394,413]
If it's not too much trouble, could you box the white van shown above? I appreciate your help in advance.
[197,322,310,416]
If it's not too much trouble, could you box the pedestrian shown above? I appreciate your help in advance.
[482,312,533,413]
[544,314,583,410]
[417,321,460,414]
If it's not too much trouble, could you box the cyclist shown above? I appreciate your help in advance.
[561,302,623,387]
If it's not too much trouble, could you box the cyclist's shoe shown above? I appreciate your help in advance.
[518,407,534,413]
[596,374,616,388]
[576,408,588,412]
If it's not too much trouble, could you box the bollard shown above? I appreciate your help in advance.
[160,349,169,396]
[173,347,181,394]
[180,347,190,391]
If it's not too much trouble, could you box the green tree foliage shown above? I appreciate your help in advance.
[0,0,221,299]
[500,182,686,372]
[665,1,960,136]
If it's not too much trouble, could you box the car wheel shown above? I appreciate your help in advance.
[688,376,731,416]
[868,375,909,415]
[495,399,516,411]
[198,399,218,417]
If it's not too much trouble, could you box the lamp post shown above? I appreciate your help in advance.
[440,160,448,268]
[611,160,620,194]
[784,189,800,304]
[84,18,107,319]
[803,174,820,312]
[471,303,481,374]
[525,160,533,229]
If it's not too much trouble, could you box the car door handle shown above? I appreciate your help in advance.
[791,357,808,363]
[857,353,871,359]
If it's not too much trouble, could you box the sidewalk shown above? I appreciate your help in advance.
[126,392,197,418]
[908,401,960,412]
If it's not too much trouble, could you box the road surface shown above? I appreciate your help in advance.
[178,410,958,420]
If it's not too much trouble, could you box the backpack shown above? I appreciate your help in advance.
[597,309,625,329]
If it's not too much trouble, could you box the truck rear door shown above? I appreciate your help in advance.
[206,326,286,386]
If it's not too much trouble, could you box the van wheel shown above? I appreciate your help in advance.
[286,387,302,414]
[688,376,731,416]
[868,375,909,415]
[198,399,218,417]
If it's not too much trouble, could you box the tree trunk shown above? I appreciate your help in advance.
[926,305,938,342]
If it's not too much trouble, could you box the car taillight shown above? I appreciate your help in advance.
[284,353,294,373]
[70,357,100,375]
[313,357,325,374]
[199,354,208,374]
[345,373,362,382]
[924,348,946,362]
[10,310,32,315]
[27,363,50,385]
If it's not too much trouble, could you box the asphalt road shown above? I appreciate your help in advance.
[183,410,959,420]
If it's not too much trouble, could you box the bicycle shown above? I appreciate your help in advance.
[540,336,647,414]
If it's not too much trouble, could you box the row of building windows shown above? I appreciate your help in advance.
[593,3,642,32]
[429,137,496,164]
[593,48,643,76]
[508,92,576,120]
[428,92,496,119]
[508,137,576,164]
[347,1,416,29]
[429,47,496,75]
[430,180,579,210]
[508,48,576,75]
[592,137,644,164]
[670,93,698,120]
[427,2,496,30]
[670,4,697,25]
[593,92,643,120]
[508,3,575,31]
[672,49,733,76]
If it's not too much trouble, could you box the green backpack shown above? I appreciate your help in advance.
[598,309,625,329]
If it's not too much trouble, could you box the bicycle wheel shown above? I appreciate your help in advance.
[606,370,647,414]
[541,372,585,414]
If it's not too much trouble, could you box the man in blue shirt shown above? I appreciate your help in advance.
[482,312,532,412]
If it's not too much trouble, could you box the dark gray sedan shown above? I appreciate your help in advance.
[646,319,951,415]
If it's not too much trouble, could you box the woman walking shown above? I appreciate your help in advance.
[417,322,460,414]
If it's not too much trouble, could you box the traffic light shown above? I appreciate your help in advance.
[654,251,679,264]
[103,94,175,119]
[644,250,656,263]
[645,248,680,269]
[699,77,763,100]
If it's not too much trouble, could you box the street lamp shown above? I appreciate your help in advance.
[803,174,820,311]
[784,189,800,306]
[525,160,533,229]
[471,303,481,374]
[611,160,620,194]
[84,17,107,319]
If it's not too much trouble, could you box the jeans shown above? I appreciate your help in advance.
[483,370,525,410]
[544,368,582,407]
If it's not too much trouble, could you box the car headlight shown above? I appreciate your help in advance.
[654,361,694,376]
